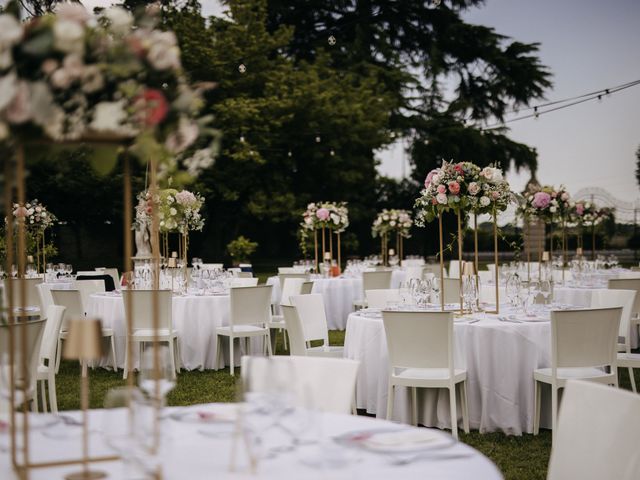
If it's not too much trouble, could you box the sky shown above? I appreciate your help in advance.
[378,0,640,205]
[9,0,640,205]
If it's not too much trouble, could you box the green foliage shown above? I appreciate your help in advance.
[226,235,258,262]
[636,144,640,189]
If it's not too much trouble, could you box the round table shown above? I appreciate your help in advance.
[345,309,554,435]
[88,292,262,371]
[0,404,503,480]
[267,270,406,330]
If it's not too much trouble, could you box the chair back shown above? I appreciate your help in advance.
[300,281,314,295]
[36,283,54,315]
[202,263,224,270]
[240,355,359,414]
[486,263,496,282]
[590,289,636,351]
[75,279,105,312]
[548,380,640,480]
[383,311,454,375]
[362,270,392,292]
[100,268,120,290]
[290,294,329,345]
[51,289,84,333]
[365,289,400,309]
[229,285,273,328]
[403,266,424,283]
[551,308,621,372]
[278,273,310,293]
[230,277,259,288]
[423,264,443,277]
[448,260,462,278]
[608,278,640,319]
[281,305,307,356]
[39,305,66,366]
[3,277,43,312]
[122,290,173,332]
[442,278,461,304]
[280,278,305,307]
[237,271,253,278]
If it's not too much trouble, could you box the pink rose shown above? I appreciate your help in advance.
[448,181,460,195]
[468,182,480,195]
[576,204,584,215]
[561,192,569,201]
[13,206,27,218]
[437,184,446,194]
[532,191,551,209]
[491,191,500,200]
[424,169,437,188]
[316,208,330,221]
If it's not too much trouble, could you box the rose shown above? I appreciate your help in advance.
[468,182,480,195]
[91,101,128,132]
[576,204,585,215]
[316,208,330,221]
[6,81,31,124]
[50,68,72,89]
[436,193,448,204]
[53,19,85,54]
[102,7,133,36]
[424,169,438,188]
[549,206,557,213]
[57,3,91,24]
[480,196,490,207]
[448,181,460,195]
[561,192,569,201]
[135,89,169,126]
[147,31,181,70]
[532,191,551,209]
[13,206,27,218]
[436,184,446,194]
[491,191,500,200]
[454,164,464,174]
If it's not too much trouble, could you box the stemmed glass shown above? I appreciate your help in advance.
[505,273,521,309]
[429,277,439,305]
[539,279,552,307]
[528,280,541,314]
[138,346,176,409]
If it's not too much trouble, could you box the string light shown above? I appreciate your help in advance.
[330,149,335,156]
[315,136,321,143]
[328,35,336,46]
[288,150,292,157]
[240,135,245,143]
[238,63,246,73]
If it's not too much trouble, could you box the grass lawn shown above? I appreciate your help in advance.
[51,329,639,480]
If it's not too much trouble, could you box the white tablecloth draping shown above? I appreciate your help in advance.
[267,270,405,330]
[345,310,554,435]
[0,404,503,480]
[88,293,263,371]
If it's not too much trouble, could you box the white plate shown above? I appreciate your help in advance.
[335,428,455,454]
[170,406,237,424]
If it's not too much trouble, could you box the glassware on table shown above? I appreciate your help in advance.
[138,346,176,409]
[539,279,552,306]
[428,277,439,305]
[505,273,521,308]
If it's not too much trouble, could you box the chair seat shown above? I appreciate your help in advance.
[618,352,640,366]
[217,325,268,337]
[534,367,613,384]
[392,367,467,386]
[306,345,344,358]
[61,328,114,338]
[267,316,286,329]
[37,364,51,378]
[130,329,178,340]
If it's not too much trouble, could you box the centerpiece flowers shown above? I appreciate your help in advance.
[372,209,412,265]
[0,2,220,182]
[8,199,57,272]
[571,202,614,259]
[300,201,349,271]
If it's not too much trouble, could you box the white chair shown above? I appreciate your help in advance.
[290,294,343,357]
[268,278,305,353]
[448,260,462,279]
[281,305,307,356]
[382,310,469,439]
[36,305,65,413]
[230,277,259,287]
[51,289,117,372]
[122,290,180,380]
[365,289,400,309]
[75,278,105,311]
[533,307,621,438]
[216,285,273,376]
[202,263,224,270]
[442,277,461,304]
[477,270,491,285]
[36,283,54,316]
[355,270,393,309]
[609,278,640,347]
[300,281,314,295]
[96,267,120,289]
[547,380,640,480]
[240,355,359,414]
[3,277,43,313]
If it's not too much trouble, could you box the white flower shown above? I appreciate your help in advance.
[436,193,448,204]
[103,7,133,36]
[90,101,128,132]
[56,3,91,24]
[50,68,72,89]
[53,19,85,54]
[169,207,177,216]
[0,14,22,47]
[147,33,181,71]
[550,206,557,213]
[390,220,396,227]
[330,213,340,224]
[480,196,491,207]
[0,72,17,111]
[6,80,32,124]
[81,65,104,93]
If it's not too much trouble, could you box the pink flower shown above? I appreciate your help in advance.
[316,208,330,221]
[561,192,569,201]
[454,164,464,174]
[431,198,438,205]
[424,169,437,188]
[436,193,448,205]
[532,191,551,209]
[491,191,500,200]
[13,206,27,218]
[175,190,197,206]
[134,89,169,126]
[468,182,480,195]
[448,181,460,195]
[436,184,446,194]
[576,204,584,215]
[6,81,31,124]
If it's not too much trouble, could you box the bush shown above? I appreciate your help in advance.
[226,236,258,263]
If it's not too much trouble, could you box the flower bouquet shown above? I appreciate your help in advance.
[300,201,349,271]
[372,209,412,265]
[8,199,57,272]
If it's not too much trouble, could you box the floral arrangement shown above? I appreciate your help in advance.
[301,201,349,233]
[0,2,219,181]
[11,199,57,233]
[470,166,513,215]
[570,200,596,226]
[518,185,571,223]
[135,188,204,234]
[372,209,412,238]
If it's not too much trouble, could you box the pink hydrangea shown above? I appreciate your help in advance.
[532,191,551,209]
[424,169,438,188]
[316,208,330,221]
[175,190,197,206]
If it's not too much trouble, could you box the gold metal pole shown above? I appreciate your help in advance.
[329,227,333,261]
[314,229,318,272]
[493,209,500,315]
[321,226,326,263]
[474,214,479,309]
[457,210,463,314]
[592,222,596,261]
[337,232,341,273]
[562,222,567,284]
[124,155,134,390]
[438,214,445,312]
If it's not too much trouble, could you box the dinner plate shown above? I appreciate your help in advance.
[170,405,237,424]
[335,427,455,454]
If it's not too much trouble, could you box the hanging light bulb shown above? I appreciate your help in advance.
[315,136,321,143]
[330,149,335,156]
[240,135,245,143]
[328,35,336,46]
[238,63,247,73]
[288,150,292,157]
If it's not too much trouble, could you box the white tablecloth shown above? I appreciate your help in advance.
[0,404,502,480]
[88,293,262,371]
[345,310,554,435]
[267,270,405,330]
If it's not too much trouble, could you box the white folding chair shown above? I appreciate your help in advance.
[281,305,307,356]
[382,310,469,439]
[230,277,259,287]
[51,289,117,372]
[240,355,359,414]
[216,285,273,376]
[355,270,393,309]
[448,260,462,279]
[290,294,343,357]
[268,278,305,353]
[365,289,400,309]
[547,380,640,480]
[36,305,65,413]
[533,307,621,438]
[122,290,180,380]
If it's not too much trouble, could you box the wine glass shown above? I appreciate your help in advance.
[66,264,73,278]
[429,277,439,305]
[539,279,552,307]
[505,273,521,308]
[138,346,175,409]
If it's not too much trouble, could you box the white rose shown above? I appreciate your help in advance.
[480,196,490,207]
[390,220,396,227]
[436,193,448,204]
[53,19,85,54]
[0,14,22,48]
[90,101,128,132]
[549,206,557,213]
[148,43,181,70]
[0,72,17,111]
[169,208,177,216]
[304,217,313,225]
[103,7,133,36]
[50,68,72,89]
[330,213,340,224]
